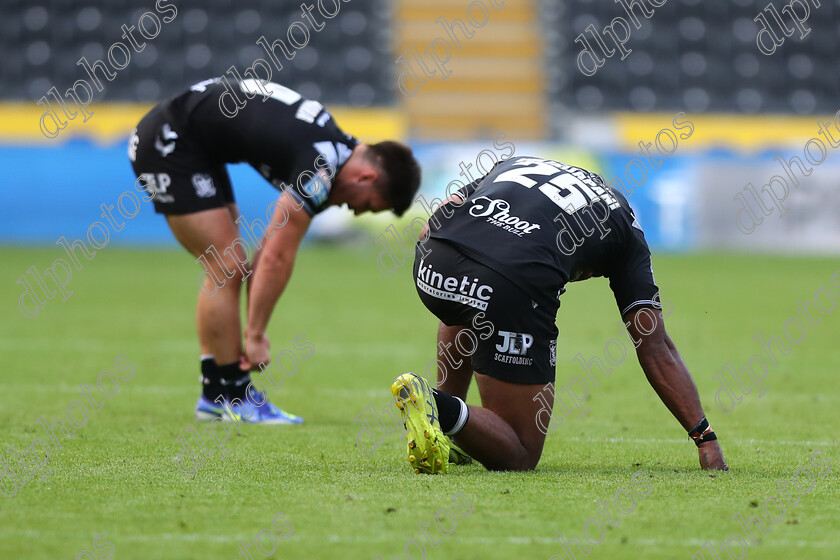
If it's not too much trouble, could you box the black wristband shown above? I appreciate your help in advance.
[688,417,709,437]
[688,416,716,447]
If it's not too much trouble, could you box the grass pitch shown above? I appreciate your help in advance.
[1,246,838,559]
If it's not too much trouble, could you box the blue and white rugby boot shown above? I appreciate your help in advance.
[226,388,304,425]
[195,395,228,421]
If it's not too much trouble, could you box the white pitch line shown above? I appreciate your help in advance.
[2,531,836,549]
[559,436,836,447]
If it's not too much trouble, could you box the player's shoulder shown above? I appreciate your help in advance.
[236,79,359,156]
[248,81,358,151]
[480,156,606,193]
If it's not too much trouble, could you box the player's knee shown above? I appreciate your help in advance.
[203,258,248,290]
[513,456,540,471]
[520,447,543,471]
[222,240,253,282]
[224,261,248,285]
[521,460,539,472]
[483,446,541,472]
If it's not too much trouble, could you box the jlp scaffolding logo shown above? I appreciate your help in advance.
[494,331,534,365]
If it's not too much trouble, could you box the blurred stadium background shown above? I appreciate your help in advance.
[3,3,840,558]
[1,0,838,252]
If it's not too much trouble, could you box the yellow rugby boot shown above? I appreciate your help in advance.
[391,373,449,474]
[448,439,472,465]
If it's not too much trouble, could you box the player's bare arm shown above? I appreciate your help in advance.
[624,306,729,471]
[244,191,312,369]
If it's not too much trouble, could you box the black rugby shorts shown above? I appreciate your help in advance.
[129,102,234,215]
[414,238,559,385]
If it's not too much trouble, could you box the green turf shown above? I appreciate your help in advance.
[1,246,838,559]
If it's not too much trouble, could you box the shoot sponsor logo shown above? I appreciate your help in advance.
[467,197,541,237]
[415,258,493,311]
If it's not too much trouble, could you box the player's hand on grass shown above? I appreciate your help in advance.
[698,440,728,471]
[244,331,271,371]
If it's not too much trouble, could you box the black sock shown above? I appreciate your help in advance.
[201,357,225,401]
[218,362,251,400]
[431,388,469,435]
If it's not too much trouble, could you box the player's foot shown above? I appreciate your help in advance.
[195,395,227,421]
[448,439,473,465]
[391,373,449,474]
[227,389,304,425]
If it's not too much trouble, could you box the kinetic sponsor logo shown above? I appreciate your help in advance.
[494,331,534,365]
[415,258,493,311]
[467,197,541,237]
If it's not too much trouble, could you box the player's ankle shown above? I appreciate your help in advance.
[217,362,251,401]
[432,388,469,435]
[200,356,225,400]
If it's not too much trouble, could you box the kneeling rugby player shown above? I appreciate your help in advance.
[392,156,727,472]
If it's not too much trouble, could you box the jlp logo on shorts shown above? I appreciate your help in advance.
[139,173,173,203]
[494,331,534,365]
[416,258,493,311]
[468,197,541,238]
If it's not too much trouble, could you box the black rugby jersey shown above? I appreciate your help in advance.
[163,78,359,216]
[428,156,660,315]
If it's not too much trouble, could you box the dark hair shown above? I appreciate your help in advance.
[366,141,421,217]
